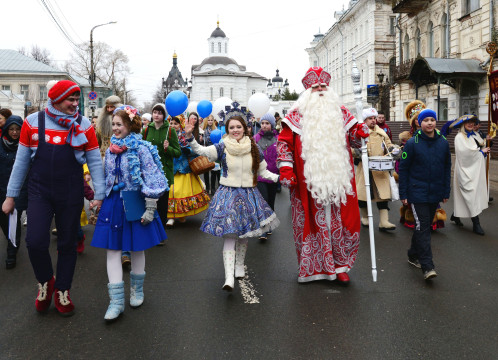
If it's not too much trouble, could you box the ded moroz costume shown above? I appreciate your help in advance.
[277,67,370,284]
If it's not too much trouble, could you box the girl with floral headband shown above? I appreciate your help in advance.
[91,105,168,321]
[184,102,279,292]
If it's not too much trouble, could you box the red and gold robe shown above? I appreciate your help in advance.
[277,106,369,282]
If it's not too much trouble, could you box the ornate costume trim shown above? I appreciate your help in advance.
[110,133,165,188]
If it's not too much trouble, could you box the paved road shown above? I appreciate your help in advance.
[1,184,497,359]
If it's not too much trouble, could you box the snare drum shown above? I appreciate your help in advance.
[368,156,394,171]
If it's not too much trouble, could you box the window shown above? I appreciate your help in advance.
[404,34,410,61]
[464,0,480,14]
[313,60,318,67]
[220,87,224,97]
[39,85,47,101]
[230,88,233,99]
[389,17,396,35]
[210,87,213,101]
[20,84,29,99]
[98,97,103,108]
[225,43,227,53]
[252,90,256,95]
[415,28,421,55]
[441,13,449,58]
[218,42,221,53]
[440,99,448,122]
[1,85,10,91]
[428,22,434,57]
[389,57,396,82]
[211,42,214,53]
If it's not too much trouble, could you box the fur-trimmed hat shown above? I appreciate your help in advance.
[399,131,411,143]
[260,113,276,128]
[302,67,331,90]
[142,113,152,122]
[362,107,378,120]
[405,100,426,127]
[105,95,121,106]
[48,80,80,104]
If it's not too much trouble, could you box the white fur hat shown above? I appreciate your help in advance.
[142,113,152,121]
[362,107,378,120]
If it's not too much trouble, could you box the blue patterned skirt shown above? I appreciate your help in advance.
[201,185,279,238]
[91,190,167,251]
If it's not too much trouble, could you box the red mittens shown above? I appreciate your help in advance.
[279,166,297,188]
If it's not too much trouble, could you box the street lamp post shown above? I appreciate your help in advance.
[90,21,117,118]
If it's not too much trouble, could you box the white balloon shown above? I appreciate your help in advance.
[212,97,233,122]
[187,101,198,114]
[248,93,271,118]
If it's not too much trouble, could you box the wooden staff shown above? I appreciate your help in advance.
[486,42,497,187]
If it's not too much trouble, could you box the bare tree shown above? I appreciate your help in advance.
[18,45,54,66]
[64,41,130,98]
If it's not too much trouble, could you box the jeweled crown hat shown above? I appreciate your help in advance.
[217,101,252,126]
[301,67,331,90]
[405,100,426,127]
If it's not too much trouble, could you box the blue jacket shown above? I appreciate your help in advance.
[398,129,451,203]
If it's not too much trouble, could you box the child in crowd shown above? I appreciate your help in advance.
[0,115,27,269]
[399,109,451,281]
[166,116,210,227]
[184,102,279,291]
[253,113,279,241]
[91,106,168,321]
[201,115,220,195]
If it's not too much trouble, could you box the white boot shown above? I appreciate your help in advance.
[235,241,247,279]
[360,207,369,226]
[222,250,235,291]
[379,209,396,231]
[166,219,174,228]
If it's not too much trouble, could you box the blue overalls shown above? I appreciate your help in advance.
[25,112,84,291]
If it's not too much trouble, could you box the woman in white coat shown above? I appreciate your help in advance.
[450,115,490,235]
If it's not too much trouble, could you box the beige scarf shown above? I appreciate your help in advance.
[223,135,251,156]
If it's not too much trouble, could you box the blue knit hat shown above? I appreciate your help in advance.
[260,113,276,128]
[417,109,437,125]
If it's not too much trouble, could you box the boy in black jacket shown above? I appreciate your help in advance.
[398,109,451,280]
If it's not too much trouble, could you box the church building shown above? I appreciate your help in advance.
[189,22,267,105]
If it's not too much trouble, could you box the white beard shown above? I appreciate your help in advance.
[96,111,113,138]
[298,88,354,206]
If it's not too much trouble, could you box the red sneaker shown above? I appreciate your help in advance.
[336,272,350,284]
[77,234,85,254]
[54,289,75,317]
[35,276,55,312]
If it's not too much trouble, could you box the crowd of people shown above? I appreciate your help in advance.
[0,67,494,321]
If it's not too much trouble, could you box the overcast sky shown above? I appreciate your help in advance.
[4,0,351,106]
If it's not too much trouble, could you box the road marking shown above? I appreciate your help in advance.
[238,266,260,304]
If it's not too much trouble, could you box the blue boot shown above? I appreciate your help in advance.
[104,282,125,321]
[130,272,146,308]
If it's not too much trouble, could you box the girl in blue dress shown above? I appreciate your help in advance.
[91,106,168,321]
[184,102,279,291]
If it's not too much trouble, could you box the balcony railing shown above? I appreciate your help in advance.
[392,59,415,82]
[392,0,429,14]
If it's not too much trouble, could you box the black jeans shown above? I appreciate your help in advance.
[358,200,389,210]
[407,202,438,272]
[256,182,278,211]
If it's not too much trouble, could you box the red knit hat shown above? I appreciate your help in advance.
[48,80,80,104]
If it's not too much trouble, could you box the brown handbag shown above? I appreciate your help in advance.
[189,156,215,175]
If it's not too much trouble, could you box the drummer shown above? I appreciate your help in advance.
[352,108,400,231]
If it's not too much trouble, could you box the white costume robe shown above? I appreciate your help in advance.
[453,131,488,218]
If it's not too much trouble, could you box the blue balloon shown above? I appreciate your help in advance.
[209,129,222,144]
[165,91,188,117]
[197,100,213,118]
